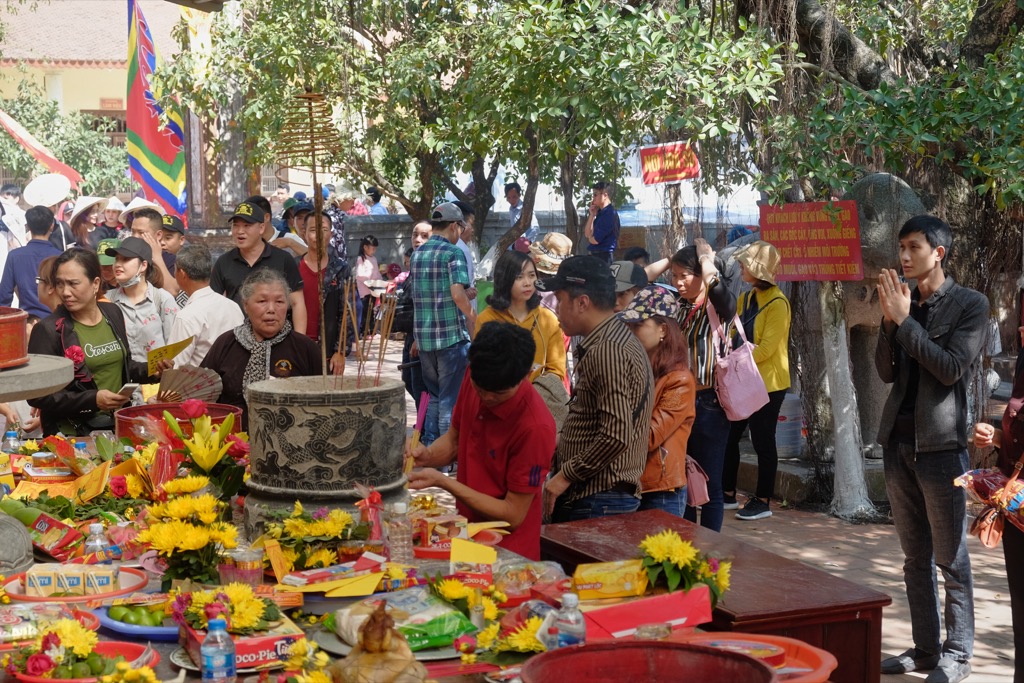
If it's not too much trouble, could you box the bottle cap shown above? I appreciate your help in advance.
[4,431,14,438]
[75,441,86,450]
[89,523,104,535]
[208,618,227,630]
[561,593,579,607]
[393,502,407,514]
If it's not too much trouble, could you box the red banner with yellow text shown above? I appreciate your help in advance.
[639,142,700,185]
[760,201,863,281]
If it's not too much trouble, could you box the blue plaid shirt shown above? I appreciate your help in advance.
[410,235,470,352]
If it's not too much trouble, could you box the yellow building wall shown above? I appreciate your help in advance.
[0,65,127,113]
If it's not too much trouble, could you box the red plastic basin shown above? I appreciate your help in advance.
[520,641,778,683]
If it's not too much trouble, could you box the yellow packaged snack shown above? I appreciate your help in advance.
[56,565,86,596]
[572,559,649,601]
[84,566,119,595]
[25,564,59,597]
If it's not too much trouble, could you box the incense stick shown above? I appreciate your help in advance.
[374,293,398,386]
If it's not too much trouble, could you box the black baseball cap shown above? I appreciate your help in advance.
[537,255,616,297]
[160,214,186,235]
[105,236,152,263]
[229,201,266,224]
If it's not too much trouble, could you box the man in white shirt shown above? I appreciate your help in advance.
[452,200,478,311]
[170,244,244,367]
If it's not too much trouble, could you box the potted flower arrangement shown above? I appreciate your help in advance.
[262,502,370,572]
[639,529,731,606]
[1,617,152,680]
[136,488,237,587]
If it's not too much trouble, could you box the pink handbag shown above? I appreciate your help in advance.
[706,304,769,421]
[686,455,710,507]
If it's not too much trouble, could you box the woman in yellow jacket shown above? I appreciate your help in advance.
[475,250,567,383]
[621,285,696,515]
[723,241,791,521]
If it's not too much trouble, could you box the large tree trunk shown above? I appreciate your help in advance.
[664,183,688,254]
[819,281,876,520]
[497,125,540,253]
[791,280,836,503]
[560,153,581,250]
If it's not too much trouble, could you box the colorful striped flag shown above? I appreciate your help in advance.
[127,0,187,221]
[0,108,83,188]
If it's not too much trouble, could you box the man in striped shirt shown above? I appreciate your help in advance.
[539,256,654,522]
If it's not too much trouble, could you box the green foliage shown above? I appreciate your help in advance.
[0,82,128,194]
[759,39,1024,207]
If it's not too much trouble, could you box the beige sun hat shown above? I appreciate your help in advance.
[734,240,781,285]
[529,232,574,275]
[105,196,126,213]
[118,197,164,224]
[69,196,107,225]
[23,173,71,208]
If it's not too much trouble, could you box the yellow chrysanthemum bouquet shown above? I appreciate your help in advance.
[261,502,369,572]
[171,582,282,636]
[638,529,732,607]
[137,487,237,586]
[428,575,547,665]
[1,617,124,679]
[279,636,333,683]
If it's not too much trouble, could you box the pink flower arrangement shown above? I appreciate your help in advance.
[180,398,207,420]
[24,653,55,676]
[109,475,128,498]
[63,345,85,364]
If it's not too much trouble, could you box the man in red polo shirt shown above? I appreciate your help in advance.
[406,322,556,559]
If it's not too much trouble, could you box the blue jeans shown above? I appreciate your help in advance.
[552,489,640,523]
[884,442,974,661]
[639,487,688,517]
[419,341,469,445]
[684,389,729,532]
[401,335,425,412]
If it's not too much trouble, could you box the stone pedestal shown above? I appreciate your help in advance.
[243,376,407,538]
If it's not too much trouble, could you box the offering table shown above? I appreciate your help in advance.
[541,509,891,683]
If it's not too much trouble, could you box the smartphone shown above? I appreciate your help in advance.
[117,383,140,397]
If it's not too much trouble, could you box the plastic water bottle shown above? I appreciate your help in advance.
[2,431,20,454]
[201,618,237,683]
[540,625,560,651]
[554,593,586,648]
[387,502,414,564]
[74,441,88,457]
[83,523,112,564]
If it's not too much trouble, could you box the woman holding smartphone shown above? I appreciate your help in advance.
[28,248,163,436]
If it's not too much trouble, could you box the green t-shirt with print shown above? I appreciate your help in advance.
[57,319,126,435]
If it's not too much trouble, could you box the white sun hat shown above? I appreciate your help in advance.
[68,196,107,225]
[105,196,127,213]
[118,197,165,224]
[23,173,71,208]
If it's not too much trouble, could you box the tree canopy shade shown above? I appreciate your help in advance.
[154,0,784,231]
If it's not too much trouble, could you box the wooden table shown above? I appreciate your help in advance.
[541,509,892,683]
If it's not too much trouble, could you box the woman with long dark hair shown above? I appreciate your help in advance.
[27,248,158,435]
[69,197,116,251]
[621,285,695,516]
[475,250,566,382]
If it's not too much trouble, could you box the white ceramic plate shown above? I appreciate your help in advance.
[311,629,459,661]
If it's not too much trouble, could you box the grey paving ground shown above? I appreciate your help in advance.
[355,336,1016,682]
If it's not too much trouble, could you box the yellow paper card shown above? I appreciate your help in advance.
[466,521,510,537]
[451,538,497,566]
[147,336,194,375]
[263,539,289,584]
[323,572,386,598]
[110,459,152,497]
[11,461,110,502]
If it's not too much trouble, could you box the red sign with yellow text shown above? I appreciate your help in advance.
[639,142,700,185]
[760,201,863,281]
